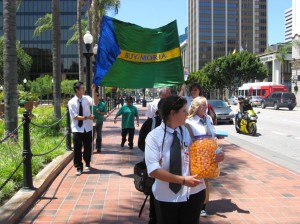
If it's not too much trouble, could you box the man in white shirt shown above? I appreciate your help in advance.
[145,87,171,118]
[68,81,99,176]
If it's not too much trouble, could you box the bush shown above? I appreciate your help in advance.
[0,105,67,205]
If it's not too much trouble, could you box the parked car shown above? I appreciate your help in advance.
[227,96,238,105]
[208,100,234,124]
[249,96,263,107]
[261,92,297,110]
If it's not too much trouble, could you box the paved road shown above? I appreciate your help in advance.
[216,105,300,174]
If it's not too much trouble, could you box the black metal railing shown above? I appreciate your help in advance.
[0,100,117,192]
[0,108,71,192]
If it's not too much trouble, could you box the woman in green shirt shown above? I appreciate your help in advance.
[114,97,139,149]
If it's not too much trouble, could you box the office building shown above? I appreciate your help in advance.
[188,0,267,72]
[0,0,87,82]
[285,8,292,42]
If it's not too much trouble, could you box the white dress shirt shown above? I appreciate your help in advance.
[186,114,215,138]
[68,95,94,133]
[145,99,160,118]
[145,122,206,202]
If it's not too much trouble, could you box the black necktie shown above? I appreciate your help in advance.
[169,130,182,193]
[78,100,83,127]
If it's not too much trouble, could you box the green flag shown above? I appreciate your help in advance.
[94,16,184,88]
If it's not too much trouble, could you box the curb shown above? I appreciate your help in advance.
[0,150,73,224]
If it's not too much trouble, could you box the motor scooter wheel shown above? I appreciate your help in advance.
[248,123,257,136]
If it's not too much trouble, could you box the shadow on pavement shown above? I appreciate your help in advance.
[207,198,250,216]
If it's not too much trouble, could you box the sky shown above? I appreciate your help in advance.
[108,0,292,46]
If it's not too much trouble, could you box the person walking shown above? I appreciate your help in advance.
[138,99,164,224]
[93,96,107,153]
[68,81,99,176]
[185,96,225,217]
[145,95,205,224]
[145,87,171,119]
[114,97,139,149]
[179,83,217,125]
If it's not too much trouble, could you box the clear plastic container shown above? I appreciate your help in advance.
[189,135,221,178]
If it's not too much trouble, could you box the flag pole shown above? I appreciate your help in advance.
[91,86,95,164]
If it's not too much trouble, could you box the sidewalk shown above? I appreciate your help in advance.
[19,104,300,224]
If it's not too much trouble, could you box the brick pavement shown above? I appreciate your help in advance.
[19,103,300,224]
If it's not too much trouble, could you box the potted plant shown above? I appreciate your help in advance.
[18,91,39,113]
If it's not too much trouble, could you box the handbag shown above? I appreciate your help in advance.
[133,160,154,195]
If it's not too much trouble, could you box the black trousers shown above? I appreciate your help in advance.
[95,123,103,149]
[73,130,92,170]
[154,189,206,224]
[121,128,135,147]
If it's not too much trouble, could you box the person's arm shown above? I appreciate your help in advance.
[237,102,241,112]
[96,103,107,115]
[178,83,187,97]
[135,107,139,127]
[150,168,202,188]
[69,100,86,121]
[114,108,122,123]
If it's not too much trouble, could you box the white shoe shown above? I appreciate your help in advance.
[75,169,82,176]
[85,166,91,172]
[200,210,207,217]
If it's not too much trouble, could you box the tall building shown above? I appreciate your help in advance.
[0,0,87,82]
[285,8,292,42]
[188,0,267,72]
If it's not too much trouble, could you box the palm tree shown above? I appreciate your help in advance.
[275,43,291,84]
[90,0,120,42]
[3,0,18,137]
[33,13,52,36]
[77,0,85,82]
[52,0,62,119]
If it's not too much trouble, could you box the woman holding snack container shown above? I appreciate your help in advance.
[145,95,205,224]
[185,96,225,217]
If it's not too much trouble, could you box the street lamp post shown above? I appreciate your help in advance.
[83,31,94,96]
[92,44,99,97]
[23,78,27,91]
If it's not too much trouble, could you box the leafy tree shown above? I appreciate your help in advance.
[61,79,78,98]
[188,51,269,96]
[0,37,32,84]
[29,75,52,99]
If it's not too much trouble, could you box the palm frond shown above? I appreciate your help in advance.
[33,13,52,37]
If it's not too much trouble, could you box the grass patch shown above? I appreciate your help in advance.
[0,105,68,206]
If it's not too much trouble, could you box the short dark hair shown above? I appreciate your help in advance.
[73,81,84,93]
[126,96,133,102]
[189,83,202,95]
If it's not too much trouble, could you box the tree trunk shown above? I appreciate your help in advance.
[77,0,84,82]
[3,0,18,137]
[52,0,62,119]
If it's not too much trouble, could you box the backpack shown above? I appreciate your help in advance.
[134,117,157,217]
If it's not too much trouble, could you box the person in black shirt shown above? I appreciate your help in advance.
[138,99,164,224]
[240,97,253,114]
[237,97,253,130]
